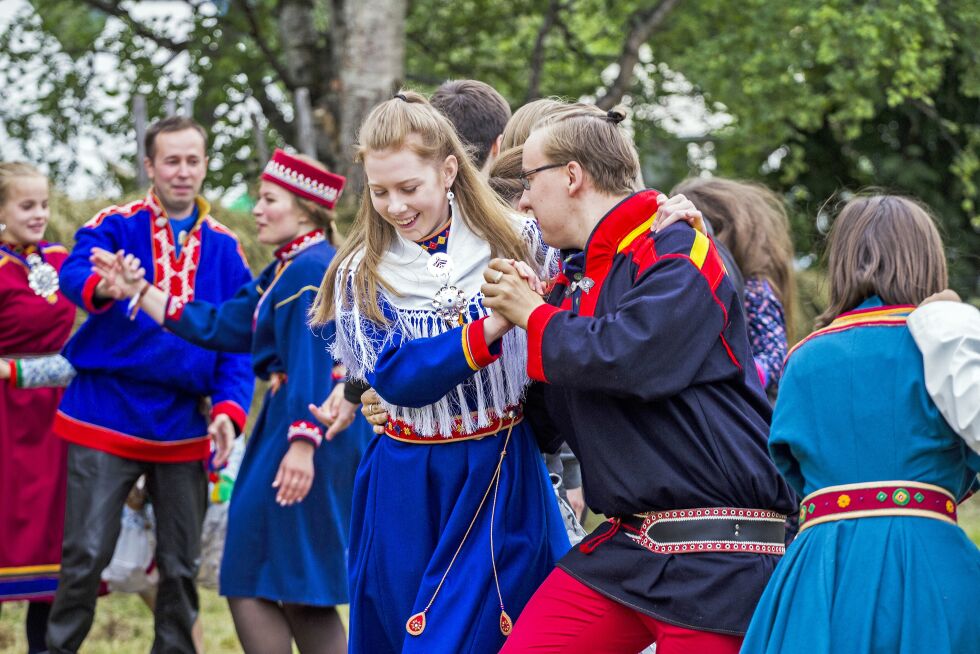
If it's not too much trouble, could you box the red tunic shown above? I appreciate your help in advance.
[0,241,76,601]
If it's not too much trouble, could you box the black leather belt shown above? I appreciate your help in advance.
[618,507,787,555]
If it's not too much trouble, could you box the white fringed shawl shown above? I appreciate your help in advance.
[332,212,555,437]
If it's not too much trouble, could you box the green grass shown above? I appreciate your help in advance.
[0,589,349,653]
[1,498,977,652]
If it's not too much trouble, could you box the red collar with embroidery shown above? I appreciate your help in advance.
[275,229,326,262]
[146,190,210,305]
[572,190,662,316]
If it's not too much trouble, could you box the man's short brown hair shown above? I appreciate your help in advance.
[145,116,208,161]
[430,80,511,169]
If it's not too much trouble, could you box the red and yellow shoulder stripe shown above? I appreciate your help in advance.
[83,198,152,229]
[787,305,914,360]
[622,222,726,292]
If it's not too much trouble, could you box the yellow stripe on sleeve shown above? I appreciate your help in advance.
[689,230,710,269]
[461,324,479,371]
[617,216,656,253]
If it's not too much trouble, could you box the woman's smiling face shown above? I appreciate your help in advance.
[364,143,458,241]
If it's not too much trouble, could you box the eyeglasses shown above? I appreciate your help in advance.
[518,162,568,190]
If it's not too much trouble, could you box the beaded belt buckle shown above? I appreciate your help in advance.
[385,406,523,444]
[620,507,786,555]
[798,481,957,532]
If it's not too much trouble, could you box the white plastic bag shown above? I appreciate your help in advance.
[550,473,587,545]
[101,504,158,593]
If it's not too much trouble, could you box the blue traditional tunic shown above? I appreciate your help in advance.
[57,191,254,461]
[742,298,980,653]
[164,229,371,606]
[335,217,569,653]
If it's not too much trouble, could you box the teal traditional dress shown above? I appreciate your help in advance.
[741,298,980,653]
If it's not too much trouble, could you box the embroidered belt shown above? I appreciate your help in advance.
[384,406,523,444]
[582,507,787,555]
[798,481,957,533]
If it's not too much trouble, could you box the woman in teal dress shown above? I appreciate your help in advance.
[741,195,980,653]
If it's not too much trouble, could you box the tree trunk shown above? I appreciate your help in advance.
[337,0,407,193]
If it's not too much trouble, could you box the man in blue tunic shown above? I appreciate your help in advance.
[484,104,797,653]
[48,116,253,653]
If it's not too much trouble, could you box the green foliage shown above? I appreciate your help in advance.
[650,0,979,298]
[2,0,977,303]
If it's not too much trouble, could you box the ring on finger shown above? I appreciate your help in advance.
[492,270,504,283]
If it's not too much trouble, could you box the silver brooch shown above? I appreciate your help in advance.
[26,253,60,301]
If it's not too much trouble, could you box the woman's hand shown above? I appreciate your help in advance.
[919,289,961,306]
[359,388,388,435]
[272,440,315,506]
[90,247,145,297]
[481,259,545,329]
[651,193,705,234]
[308,383,359,441]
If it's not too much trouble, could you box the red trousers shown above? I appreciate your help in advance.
[499,568,742,654]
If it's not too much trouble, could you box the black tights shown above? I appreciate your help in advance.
[26,601,51,654]
[228,597,346,654]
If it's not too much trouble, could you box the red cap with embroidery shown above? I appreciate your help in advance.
[260,149,346,209]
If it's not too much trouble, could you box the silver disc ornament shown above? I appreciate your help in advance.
[26,253,60,301]
[427,252,468,324]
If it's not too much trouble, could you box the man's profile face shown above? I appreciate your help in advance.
[145,128,208,217]
[519,131,572,249]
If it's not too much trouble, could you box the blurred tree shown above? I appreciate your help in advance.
[0,0,976,298]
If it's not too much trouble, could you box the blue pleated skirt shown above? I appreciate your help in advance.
[220,393,372,606]
[348,422,571,653]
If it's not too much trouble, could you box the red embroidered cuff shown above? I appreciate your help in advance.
[211,401,247,434]
[287,420,323,448]
[8,360,19,388]
[527,304,563,382]
[462,317,502,371]
[82,273,114,314]
[331,364,346,382]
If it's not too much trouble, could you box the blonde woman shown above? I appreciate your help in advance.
[310,91,570,654]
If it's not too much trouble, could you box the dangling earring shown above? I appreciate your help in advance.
[446,189,456,219]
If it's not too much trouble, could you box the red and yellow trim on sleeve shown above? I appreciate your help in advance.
[527,304,564,382]
[786,305,914,362]
[81,273,114,314]
[462,317,502,371]
[211,400,247,434]
[287,420,323,448]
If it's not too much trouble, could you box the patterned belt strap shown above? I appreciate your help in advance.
[617,507,787,555]
[385,406,523,444]
[798,481,957,533]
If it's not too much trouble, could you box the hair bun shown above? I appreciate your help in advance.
[605,109,626,124]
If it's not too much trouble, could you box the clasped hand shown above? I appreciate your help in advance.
[481,259,547,331]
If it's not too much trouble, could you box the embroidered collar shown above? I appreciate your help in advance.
[145,189,211,305]
[0,241,40,257]
[568,190,661,316]
[0,241,49,271]
[415,221,452,252]
[275,229,325,262]
[786,298,915,360]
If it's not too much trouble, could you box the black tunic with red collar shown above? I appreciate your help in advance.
[526,190,796,635]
